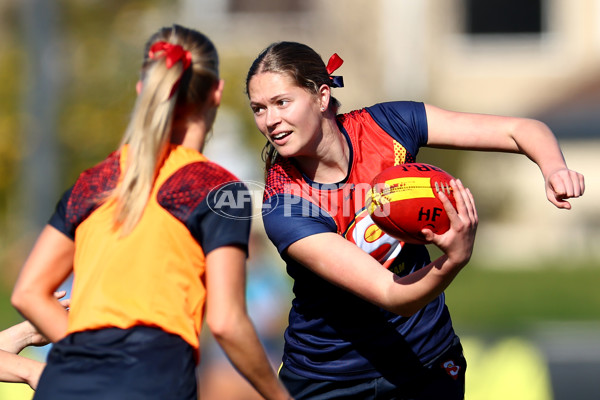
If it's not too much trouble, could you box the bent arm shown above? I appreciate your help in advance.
[287,233,460,316]
[0,350,45,390]
[205,246,292,400]
[286,180,477,317]
[425,104,585,208]
[12,225,74,343]
[287,231,473,317]
[0,292,69,354]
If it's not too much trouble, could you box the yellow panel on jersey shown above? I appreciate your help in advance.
[67,145,209,350]
[393,141,407,166]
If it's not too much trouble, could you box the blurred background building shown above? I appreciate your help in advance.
[0,0,598,399]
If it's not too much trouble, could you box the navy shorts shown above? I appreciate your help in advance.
[279,337,466,400]
[34,326,197,400]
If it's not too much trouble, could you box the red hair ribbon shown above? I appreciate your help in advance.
[326,53,344,75]
[326,53,344,88]
[149,41,192,70]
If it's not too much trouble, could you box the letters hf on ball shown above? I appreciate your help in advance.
[366,163,457,244]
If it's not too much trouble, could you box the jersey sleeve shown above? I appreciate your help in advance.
[48,186,76,240]
[262,193,337,254]
[365,101,428,156]
[188,181,252,256]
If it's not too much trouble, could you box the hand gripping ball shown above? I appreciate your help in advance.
[366,163,457,244]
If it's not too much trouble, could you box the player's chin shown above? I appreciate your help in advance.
[274,145,300,159]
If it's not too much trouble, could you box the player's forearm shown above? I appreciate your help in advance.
[0,322,31,354]
[12,293,68,343]
[0,350,45,389]
[512,119,568,177]
[211,316,291,400]
[386,254,465,316]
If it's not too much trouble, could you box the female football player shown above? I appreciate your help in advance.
[246,41,584,399]
[12,26,291,400]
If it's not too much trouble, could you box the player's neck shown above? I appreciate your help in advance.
[296,123,350,184]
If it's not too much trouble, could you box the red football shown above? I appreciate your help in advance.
[366,163,457,244]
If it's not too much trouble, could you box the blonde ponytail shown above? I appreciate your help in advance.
[110,25,219,235]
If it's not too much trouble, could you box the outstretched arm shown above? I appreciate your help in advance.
[0,290,69,390]
[0,321,49,355]
[205,245,292,400]
[424,104,585,209]
[0,350,45,390]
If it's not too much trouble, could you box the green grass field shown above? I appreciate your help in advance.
[445,262,600,334]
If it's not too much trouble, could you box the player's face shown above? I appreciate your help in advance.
[248,72,323,159]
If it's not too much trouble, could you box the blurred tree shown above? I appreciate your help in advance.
[57,0,175,183]
[0,0,175,295]
[18,0,61,236]
[0,2,25,256]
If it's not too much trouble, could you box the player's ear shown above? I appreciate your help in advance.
[211,79,225,107]
[136,80,143,95]
[318,84,331,112]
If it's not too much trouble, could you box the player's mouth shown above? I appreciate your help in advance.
[271,131,292,144]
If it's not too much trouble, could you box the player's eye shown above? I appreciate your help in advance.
[251,105,265,115]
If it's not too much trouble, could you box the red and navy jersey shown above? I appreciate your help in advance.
[263,101,456,381]
[48,145,251,352]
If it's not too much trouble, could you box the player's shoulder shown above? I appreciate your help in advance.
[169,146,242,186]
[337,101,423,121]
[66,150,121,225]
[156,158,250,228]
[264,157,302,200]
[75,150,121,193]
[179,159,240,186]
[367,100,425,112]
[158,159,245,207]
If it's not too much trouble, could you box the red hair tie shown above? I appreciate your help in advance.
[326,53,343,75]
[326,53,344,88]
[149,41,192,70]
